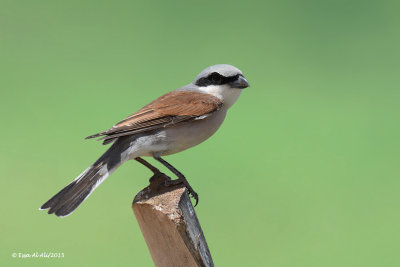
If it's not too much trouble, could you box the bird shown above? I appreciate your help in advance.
[40,64,249,217]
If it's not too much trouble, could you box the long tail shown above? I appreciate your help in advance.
[40,137,132,217]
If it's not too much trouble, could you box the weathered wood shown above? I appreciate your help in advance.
[132,172,214,267]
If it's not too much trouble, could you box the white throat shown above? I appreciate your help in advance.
[197,84,242,109]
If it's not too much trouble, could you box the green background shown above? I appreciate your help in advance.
[1,0,399,266]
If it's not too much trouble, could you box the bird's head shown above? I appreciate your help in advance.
[192,64,249,108]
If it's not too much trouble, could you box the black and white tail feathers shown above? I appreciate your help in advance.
[40,137,131,217]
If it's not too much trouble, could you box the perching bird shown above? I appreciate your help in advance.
[40,64,249,217]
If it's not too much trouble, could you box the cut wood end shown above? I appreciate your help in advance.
[133,172,188,220]
[136,187,186,223]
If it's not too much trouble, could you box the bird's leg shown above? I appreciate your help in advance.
[135,157,160,174]
[153,155,199,206]
[135,157,172,186]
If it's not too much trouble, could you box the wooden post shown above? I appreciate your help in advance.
[132,172,214,267]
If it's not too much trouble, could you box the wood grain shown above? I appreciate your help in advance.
[132,172,214,267]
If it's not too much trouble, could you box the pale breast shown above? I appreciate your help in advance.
[157,108,227,155]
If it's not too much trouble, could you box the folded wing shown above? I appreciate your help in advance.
[86,91,223,144]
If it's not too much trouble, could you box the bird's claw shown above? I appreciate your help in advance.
[188,189,199,207]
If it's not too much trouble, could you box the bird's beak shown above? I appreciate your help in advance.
[230,76,249,89]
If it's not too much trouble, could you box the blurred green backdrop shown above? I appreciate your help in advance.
[1,0,400,266]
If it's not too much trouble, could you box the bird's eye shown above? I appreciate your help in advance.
[209,72,223,84]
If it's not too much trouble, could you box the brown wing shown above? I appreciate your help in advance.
[86,90,223,144]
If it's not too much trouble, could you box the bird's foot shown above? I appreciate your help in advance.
[188,189,199,207]
[149,171,168,184]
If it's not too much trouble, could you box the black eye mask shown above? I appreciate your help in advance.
[195,72,240,87]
